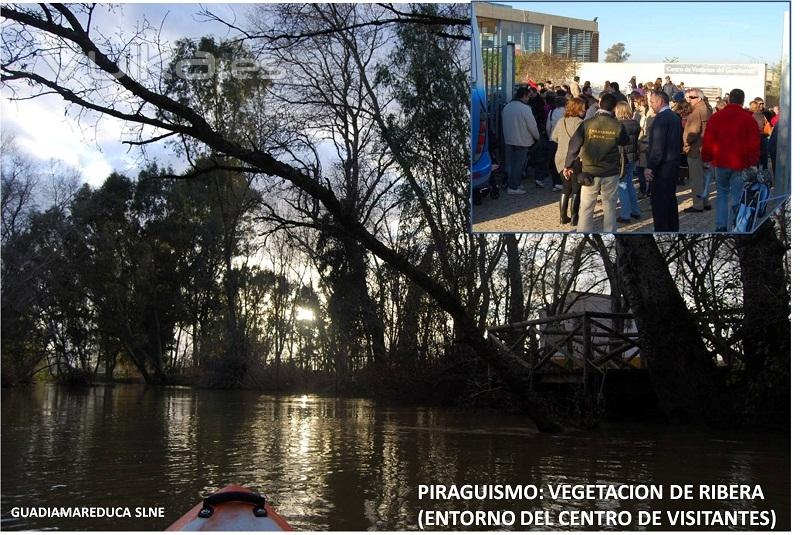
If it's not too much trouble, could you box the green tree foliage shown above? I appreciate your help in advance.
[28,206,95,383]
[69,170,186,384]
[604,42,630,63]
[766,61,782,100]
[161,37,277,147]
[0,148,270,386]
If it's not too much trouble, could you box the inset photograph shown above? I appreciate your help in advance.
[470,1,789,233]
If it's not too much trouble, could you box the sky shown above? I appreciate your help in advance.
[2,4,254,186]
[507,1,789,64]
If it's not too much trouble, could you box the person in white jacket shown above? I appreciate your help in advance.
[501,86,540,194]
[546,96,566,139]
[569,76,581,98]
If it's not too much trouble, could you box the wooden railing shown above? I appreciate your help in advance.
[487,311,643,420]
[487,311,642,372]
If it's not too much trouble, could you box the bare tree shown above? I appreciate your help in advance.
[1,133,39,242]
[3,4,562,426]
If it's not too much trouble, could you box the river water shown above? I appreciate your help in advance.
[1,384,789,530]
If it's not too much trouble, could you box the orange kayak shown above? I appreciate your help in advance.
[166,485,292,531]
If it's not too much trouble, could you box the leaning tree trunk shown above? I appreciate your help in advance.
[459,320,561,432]
[616,235,729,424]
[734,219,790,429]
[504,234,525,324]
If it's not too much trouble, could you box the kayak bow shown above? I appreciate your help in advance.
[167,485,292,531]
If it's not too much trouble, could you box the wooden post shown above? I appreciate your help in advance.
[582,313,600,427]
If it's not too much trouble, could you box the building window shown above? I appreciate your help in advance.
[552,26,569,58]
[503,21,521,47]
[522,23,543,53]
[479,18,498,48]
[590,32,599,62]
[552,27,597,61]
[479,15,596,60]
[496,21,543,52]
[570,30,592,62]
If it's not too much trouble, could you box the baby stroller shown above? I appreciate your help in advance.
[733,167,772,233]
[472,167,501,205]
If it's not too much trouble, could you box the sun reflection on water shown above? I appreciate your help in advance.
[0,385,790,531]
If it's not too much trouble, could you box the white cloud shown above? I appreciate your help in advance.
[0,4,261,187]
[2,94,149,186]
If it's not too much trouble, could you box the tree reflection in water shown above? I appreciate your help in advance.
[0,384,790,530]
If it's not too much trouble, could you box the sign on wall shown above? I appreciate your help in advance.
[664,64,762,76]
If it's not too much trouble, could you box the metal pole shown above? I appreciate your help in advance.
[502,41,516,103]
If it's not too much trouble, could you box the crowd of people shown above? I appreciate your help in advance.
[497,74,779,232]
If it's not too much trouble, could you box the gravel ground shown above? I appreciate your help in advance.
[472,177,721,234]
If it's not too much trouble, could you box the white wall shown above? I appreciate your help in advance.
[575,62,766,102]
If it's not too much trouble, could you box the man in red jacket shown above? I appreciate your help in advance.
[701,88,761,232]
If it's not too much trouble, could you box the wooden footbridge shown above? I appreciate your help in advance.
[487,311,644,417]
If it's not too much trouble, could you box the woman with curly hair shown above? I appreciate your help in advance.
[550,97,587,225]
[673,99,693,129]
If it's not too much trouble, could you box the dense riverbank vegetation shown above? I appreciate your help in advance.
[1,4,790,431]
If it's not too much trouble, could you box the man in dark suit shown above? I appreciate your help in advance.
[645,91,683,231]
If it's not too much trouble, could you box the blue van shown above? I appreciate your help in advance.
[471,12,492,189]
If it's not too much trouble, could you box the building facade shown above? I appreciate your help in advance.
[575,62,766,104]
[474,2,599,62]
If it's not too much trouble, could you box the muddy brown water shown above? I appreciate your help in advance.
[1,384,789,530]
